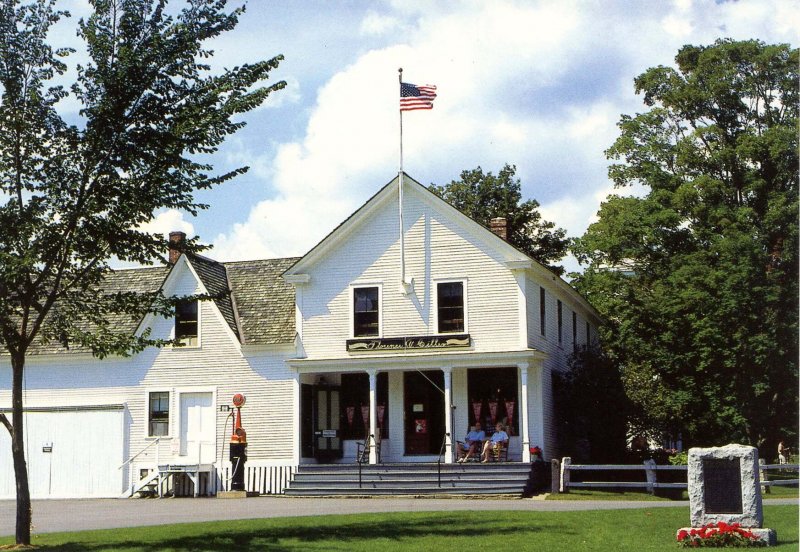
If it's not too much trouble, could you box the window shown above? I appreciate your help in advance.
[572,311,578,351]
[586,321,591,346]
[539,287,546,337]
[175,300,198,346]
[437,281,465,333]
[353,287,379,337]
[340,373,389,439]
[148,391,169,437]
[466,367,519,435]
[557,300,563,345]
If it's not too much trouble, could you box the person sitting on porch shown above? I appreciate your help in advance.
[481,423,509,463]
[456,422,485,462]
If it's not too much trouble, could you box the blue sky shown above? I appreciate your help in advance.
[53,0,798,269]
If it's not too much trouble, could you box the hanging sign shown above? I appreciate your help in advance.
[361,405,370,431]
[472,401,482,424]
[505,400,515,434]
[377,405,386,428]
[346,334,470,352]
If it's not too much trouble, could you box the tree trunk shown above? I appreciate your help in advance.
[10,352,31,545]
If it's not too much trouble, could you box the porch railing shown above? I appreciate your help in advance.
[119,436,161,471]
[356,433,379,489]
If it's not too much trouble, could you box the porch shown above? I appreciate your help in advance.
[291,349,548,466]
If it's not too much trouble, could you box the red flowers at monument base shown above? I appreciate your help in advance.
[677,521,765,548]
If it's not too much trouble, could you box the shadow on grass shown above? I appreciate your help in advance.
[39,514,563,552]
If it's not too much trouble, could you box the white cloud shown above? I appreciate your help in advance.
[662,14,694,38]
[360,11,401,36]
[208,0,798,264]
[141,210,195,239]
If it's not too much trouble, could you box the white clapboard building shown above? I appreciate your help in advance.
[0,174,600,498]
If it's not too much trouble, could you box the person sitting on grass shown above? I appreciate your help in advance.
[481,423,509,463]
[456,422,485,462]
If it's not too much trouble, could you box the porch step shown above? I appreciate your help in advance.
[284,462,535,497]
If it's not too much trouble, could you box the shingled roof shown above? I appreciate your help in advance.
[186,253,241,342]
[15,255,297,356]
[225,257,299,345]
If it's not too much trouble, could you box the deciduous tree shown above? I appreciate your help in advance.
[572,39,798,455]
[0,0,284,543]
[430,164,570,274]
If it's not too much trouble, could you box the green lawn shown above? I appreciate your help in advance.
[546,489,684,501]
[1,505,796,551]
[547,485,798,501]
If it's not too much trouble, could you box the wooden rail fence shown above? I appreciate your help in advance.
[553,457,799,494]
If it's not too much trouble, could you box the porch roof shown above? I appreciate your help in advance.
[286,348,547,374]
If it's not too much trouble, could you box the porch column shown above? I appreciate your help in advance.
[442,366,453,463]
[367,368,378,464]
[519,362,531,463]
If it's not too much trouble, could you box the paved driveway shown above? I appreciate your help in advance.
[0,496,794,537]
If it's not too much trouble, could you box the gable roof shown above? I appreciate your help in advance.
[284,172,530,278]
[186,253,241,341]
[14,256,298,356]
[283,172,602,324]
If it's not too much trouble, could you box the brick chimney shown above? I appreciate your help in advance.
[168,231,186,264]
[490,217,508,241]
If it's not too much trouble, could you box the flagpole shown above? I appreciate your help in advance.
[398,67,408,293]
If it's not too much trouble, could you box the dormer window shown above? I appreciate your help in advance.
[175,300,198,347]
[437,281,465,334]
[353,287,380,337]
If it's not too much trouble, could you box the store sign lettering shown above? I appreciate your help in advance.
[346,334,470,352]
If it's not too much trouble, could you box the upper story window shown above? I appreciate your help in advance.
[557,300,563,345]
[353,286,380,337]
[175,300,198,347]
[539,287,546,337]
[572,311,578,351]
[437,281,465,334]
[148,391,170,437]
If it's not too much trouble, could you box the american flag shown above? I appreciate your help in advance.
[400,82,437,111]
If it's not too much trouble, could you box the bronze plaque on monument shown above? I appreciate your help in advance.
[703,458,743,514]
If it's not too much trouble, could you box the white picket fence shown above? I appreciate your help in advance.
[216,461,296,495]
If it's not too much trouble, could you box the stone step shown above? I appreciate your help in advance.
[283,486,526,496]
[289,476,528,488]
[285,462,535,497]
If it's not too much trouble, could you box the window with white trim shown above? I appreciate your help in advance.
[437,281,465,334]
[557,300,563,345]
[539,287,546,337]
[572,311,578,351]
[148,391,170,437]
[175,300,198,346]
[353,286,380,337]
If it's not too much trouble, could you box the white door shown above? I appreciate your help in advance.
[179,392,214,463]
[0,408,125,499]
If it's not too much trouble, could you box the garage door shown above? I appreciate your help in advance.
[0,406,126,499]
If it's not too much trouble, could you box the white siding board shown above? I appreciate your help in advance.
[0,264,299,489]
[299,191,521,359]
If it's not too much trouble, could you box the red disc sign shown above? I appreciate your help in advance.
[232,393,246,407]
